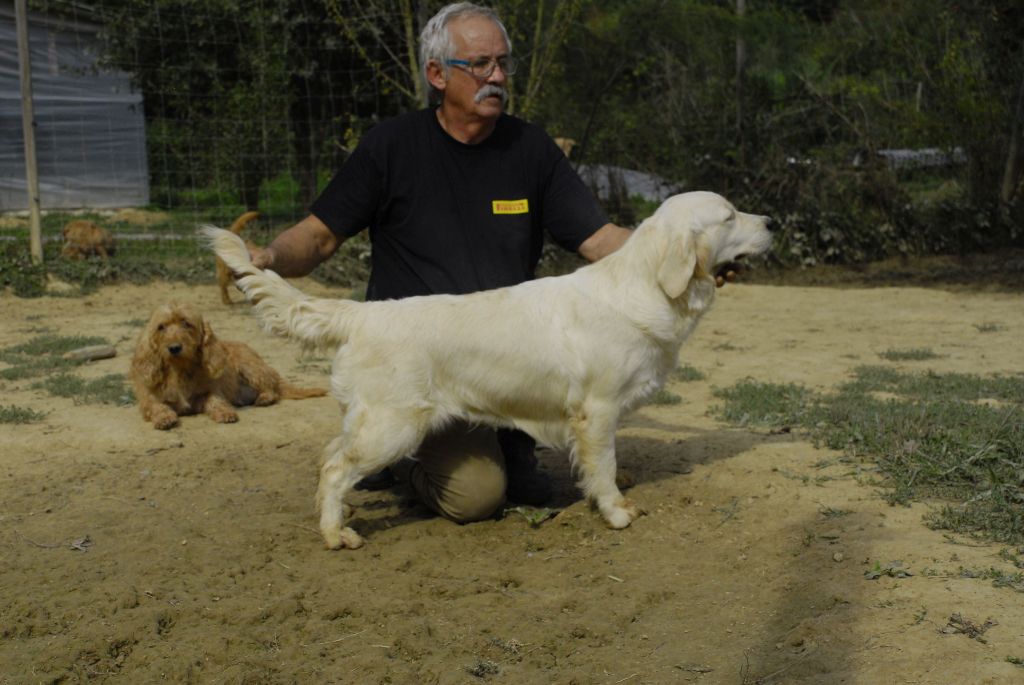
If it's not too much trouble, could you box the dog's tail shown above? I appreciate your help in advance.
[229,210,260,236]
[201,226,359,351]
[279,382,329,400]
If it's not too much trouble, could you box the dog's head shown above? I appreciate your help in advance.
[136,303,226,377]
[638,191,773,308]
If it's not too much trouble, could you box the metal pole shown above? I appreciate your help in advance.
[15,0,43,264]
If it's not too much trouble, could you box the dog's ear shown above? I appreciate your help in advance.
[200,320,228,379]
[131,313,166,386]
[684,241,716,313]
[655,217,699,300]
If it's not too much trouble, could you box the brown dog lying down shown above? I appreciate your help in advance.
[217,211,260,304]
[130,303,327,430]
[62,219,116,259]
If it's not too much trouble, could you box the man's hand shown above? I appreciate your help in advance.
[240,214,342,278]
[247,244,276,271]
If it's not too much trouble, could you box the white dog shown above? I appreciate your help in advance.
[204,191,772,550]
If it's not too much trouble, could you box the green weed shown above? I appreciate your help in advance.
[0,335,108,380]
[878,347,940,361]
[674,364,706,382]
[34,373,133,406]
[0,404,47,424]
[650,389,682,405]
[713,368,1024,543]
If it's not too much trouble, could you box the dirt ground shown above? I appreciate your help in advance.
[1,275,1023,685]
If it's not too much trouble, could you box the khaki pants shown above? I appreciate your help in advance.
[403,421,508,523]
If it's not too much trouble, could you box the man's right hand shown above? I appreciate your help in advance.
[248,244,275,270]
[243,214,342,278]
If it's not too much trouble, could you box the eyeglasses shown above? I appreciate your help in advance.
[445,55,518,78]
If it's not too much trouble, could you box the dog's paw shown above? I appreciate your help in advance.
[211,410,239,423]
[603,498,645,529]
[322,526,364,551]
[153,411,179,430]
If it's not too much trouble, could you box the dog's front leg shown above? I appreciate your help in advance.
[316,411,427,550]
[201,393,239,423]
[316,436,366,550]
[571,405,643,529]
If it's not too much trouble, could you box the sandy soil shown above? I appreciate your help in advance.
[1,278,1022,684]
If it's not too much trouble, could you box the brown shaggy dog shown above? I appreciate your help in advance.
[130,303,327,430]
[217,211,261,304]
[62,219,116,259]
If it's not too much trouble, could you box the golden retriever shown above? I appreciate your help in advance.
[130,303,327,430]
[61,219,115,259]
[205,191,773,549]
[217,211,260,304]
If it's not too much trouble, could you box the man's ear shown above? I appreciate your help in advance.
[655,218,699,299]
[426,59,447,93]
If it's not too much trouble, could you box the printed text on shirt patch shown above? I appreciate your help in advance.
[492,199,529,215]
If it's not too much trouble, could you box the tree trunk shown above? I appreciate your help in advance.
[1000,67,1024,206]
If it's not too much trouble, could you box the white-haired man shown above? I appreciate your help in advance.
[250,2,631,523]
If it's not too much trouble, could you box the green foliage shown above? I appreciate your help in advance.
[0,335,110,380]
[712,368,1024,543]
[877,348,940,362]
[650,389,682,406]
[0,405,48,424]
[674,365,707,382]
[33,373,133,406]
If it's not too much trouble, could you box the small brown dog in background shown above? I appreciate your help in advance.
[61,219,116,259]
[217,211,261,304]
[130,303,327,430]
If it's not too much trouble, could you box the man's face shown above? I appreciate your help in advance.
[441,15,509,121]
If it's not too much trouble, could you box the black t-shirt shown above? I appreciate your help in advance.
[310,108,608,301]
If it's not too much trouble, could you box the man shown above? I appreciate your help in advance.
[249,2,631,523]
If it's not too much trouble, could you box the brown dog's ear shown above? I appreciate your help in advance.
[131,311,166,386]
[200,320,228,379]
[655,216,699,299]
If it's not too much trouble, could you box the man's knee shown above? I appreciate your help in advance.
[437,455,507,523]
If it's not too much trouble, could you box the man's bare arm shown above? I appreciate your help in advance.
[577,222,632,263]
[249,214,344,277]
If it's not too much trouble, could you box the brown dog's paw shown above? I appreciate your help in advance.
[210,409,239,424]
[153,411,179,430]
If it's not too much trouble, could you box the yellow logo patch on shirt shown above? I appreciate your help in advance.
[492,199,529,215]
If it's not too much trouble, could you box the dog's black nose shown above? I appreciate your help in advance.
[763,215,775,230]
[168,344,182,356]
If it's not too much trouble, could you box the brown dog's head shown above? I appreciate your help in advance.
[133,304,227,383]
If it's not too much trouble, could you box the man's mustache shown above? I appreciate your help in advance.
[475,84,508,105]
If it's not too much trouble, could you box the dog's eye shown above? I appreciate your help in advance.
[183,321,193,329]
[157,324,165,331]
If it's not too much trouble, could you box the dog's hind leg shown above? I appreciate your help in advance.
[316,408,427,550]
[570,403,643,529]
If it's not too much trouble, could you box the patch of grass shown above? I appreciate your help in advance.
[956,567,1024,592]
[973,322,1001,333]
[712,368,1024,544]
[0,404,47,424]
[674,364,706,382]
[878,347,940,361]
[650,389,682,405]
[33,373,133,406]
[841,366,1024,404]
[712,380,812,427]
[0,334,109,380]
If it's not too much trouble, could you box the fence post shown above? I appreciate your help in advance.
[15,0,43,264]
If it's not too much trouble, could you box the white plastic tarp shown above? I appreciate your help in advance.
[0,3,149,210]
